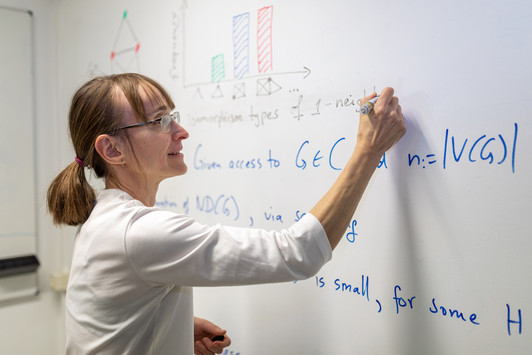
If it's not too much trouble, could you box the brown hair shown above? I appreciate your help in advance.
[47,73,174,226]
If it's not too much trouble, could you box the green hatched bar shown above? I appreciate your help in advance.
[211,54,225,83]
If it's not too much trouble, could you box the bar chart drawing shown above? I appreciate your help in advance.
[110,10,141,73]
[183,5,309,99]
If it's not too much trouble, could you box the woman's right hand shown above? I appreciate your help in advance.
[356,87,405,160]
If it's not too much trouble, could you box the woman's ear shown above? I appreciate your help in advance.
[95,134,124,166]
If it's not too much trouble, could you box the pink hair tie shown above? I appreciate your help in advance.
[74,156,87,168]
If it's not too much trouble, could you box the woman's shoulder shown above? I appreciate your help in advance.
[90,189,190,226]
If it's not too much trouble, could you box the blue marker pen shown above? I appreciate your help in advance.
[360,96,379,115]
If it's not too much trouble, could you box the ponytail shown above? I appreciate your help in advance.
[47,161,96,226]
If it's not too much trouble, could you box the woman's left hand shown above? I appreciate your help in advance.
[194,317,232,355]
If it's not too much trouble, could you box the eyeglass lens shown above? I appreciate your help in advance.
[161,112,179,133]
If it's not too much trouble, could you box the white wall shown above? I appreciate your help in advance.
[0,0,70,354]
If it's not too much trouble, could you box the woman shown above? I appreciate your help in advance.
[48,73,405,354]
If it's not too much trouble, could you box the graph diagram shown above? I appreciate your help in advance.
[110,10,141,73]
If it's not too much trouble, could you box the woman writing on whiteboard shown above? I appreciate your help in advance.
[47,73,405,355]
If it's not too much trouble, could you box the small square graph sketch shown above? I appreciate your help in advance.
[233,83,246,99]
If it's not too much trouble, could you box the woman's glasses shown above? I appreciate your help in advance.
[111,111,180,134]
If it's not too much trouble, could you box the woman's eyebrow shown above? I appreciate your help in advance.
[148,105,170,119]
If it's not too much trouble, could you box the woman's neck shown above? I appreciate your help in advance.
[105,176,159,207]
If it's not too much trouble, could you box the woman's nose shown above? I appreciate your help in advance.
[171,120,189,140]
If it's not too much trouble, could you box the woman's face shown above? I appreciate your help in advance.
[117,87,189,185]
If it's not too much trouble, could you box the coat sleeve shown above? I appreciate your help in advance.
[124,209,332,287]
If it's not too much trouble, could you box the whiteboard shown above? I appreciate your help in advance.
[55,0,532,353]
[0,7,38,301]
